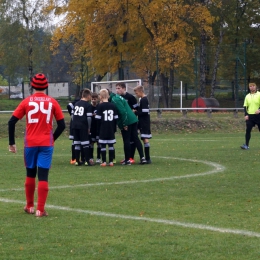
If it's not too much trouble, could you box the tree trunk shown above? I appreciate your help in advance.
[210,25,223,98]
[199,30,207,97]
[168,67,174,107]
[147,73,154,104]
[160,73,168,107]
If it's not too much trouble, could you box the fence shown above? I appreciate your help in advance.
[0,81,69,99]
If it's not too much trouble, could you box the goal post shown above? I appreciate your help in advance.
[91,79,142,95]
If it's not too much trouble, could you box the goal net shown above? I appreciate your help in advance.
[91,79,142,95]
[91,79,160,108]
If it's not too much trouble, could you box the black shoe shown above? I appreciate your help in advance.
[121,160,131,165]
[85,159,94,166]
[140,157,147,164]
[146,159,152,164]
[75,161,83,166]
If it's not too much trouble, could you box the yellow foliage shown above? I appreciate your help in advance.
[46,0,213,81]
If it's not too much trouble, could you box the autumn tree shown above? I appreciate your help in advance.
[48,0,213,106]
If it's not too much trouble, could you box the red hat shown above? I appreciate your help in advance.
[31,73,48,90]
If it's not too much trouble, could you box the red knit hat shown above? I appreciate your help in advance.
[31,73,48,90]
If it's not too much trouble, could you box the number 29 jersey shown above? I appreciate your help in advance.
[12,92,64,147]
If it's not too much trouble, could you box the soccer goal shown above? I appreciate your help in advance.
[91,79,142,95]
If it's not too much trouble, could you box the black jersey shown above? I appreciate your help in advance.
[72,100,92,130]
[67,98,80,116]
[121,92,138,110]
[95,102,118,144]
[136,96,151,129]
[67,98,81,139]
[90,104,99,139]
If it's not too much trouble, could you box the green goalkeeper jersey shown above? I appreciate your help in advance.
[109,92,138,130]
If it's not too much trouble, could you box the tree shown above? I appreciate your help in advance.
[0,0,52,91]
[48,0,213,106]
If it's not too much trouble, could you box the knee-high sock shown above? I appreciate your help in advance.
[101,144,106,163]
[75,145,81,163]
[37,181,49,212]
[81,145,85,162]
[83,145,90,163]
[109,144,114,162]
[71,143,75,160]
[25,177,36,208]
[144,142,150,160]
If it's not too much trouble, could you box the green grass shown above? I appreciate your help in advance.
[1,131,260,259]
[0,96,69,111]
[0,94,242,111]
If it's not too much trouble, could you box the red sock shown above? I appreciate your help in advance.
[37,181,49,212]
[25,177,36,208]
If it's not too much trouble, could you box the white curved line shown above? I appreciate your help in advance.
[1,158,260,238]
[0,157,225,192]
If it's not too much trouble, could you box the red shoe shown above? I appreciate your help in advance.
[100,162,107,167]
[35,210,48,217]
[109,162,114,167]
[70,159,76,164]
[129,158,135,164]
[24,206,34,214]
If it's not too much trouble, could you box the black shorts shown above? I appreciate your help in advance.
[140,127,152,139]
[247,115,260,131]
[73,128,90,145]
[138,122,152,139]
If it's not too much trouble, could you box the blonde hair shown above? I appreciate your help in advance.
[249,83,257,87]
[99,89,109,99]
[133,85,144,92]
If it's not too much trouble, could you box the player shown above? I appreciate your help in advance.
[67,89,84,164]
[72,88,93,166]
[116,82,138,110]
[241,82,260,149]
[109,87,146,165]
[8,73,65,217]
[95,89,118,166]
[89,92,101,163]
[115,82,138,163]
[134,85,152,163]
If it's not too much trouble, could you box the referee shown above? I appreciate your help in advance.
[241,82,260,150]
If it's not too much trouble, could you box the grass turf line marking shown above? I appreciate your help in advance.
[0,157,225,192]
[154,139,217,142]
[0,197,260,238]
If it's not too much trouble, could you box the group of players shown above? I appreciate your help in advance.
[8,75,152,217]
[67,82,152,167]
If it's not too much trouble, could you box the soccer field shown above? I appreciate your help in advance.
[1,132,260,259]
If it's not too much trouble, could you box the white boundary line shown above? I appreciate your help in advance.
[1,198,260,238]
[2,156,260,238]
[0,157,225,192]
[154,139,218,142]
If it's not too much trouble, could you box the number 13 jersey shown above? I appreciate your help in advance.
[12,92,64,147]
[95,102,118,144]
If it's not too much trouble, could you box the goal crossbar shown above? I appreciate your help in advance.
[91,79,142,94]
